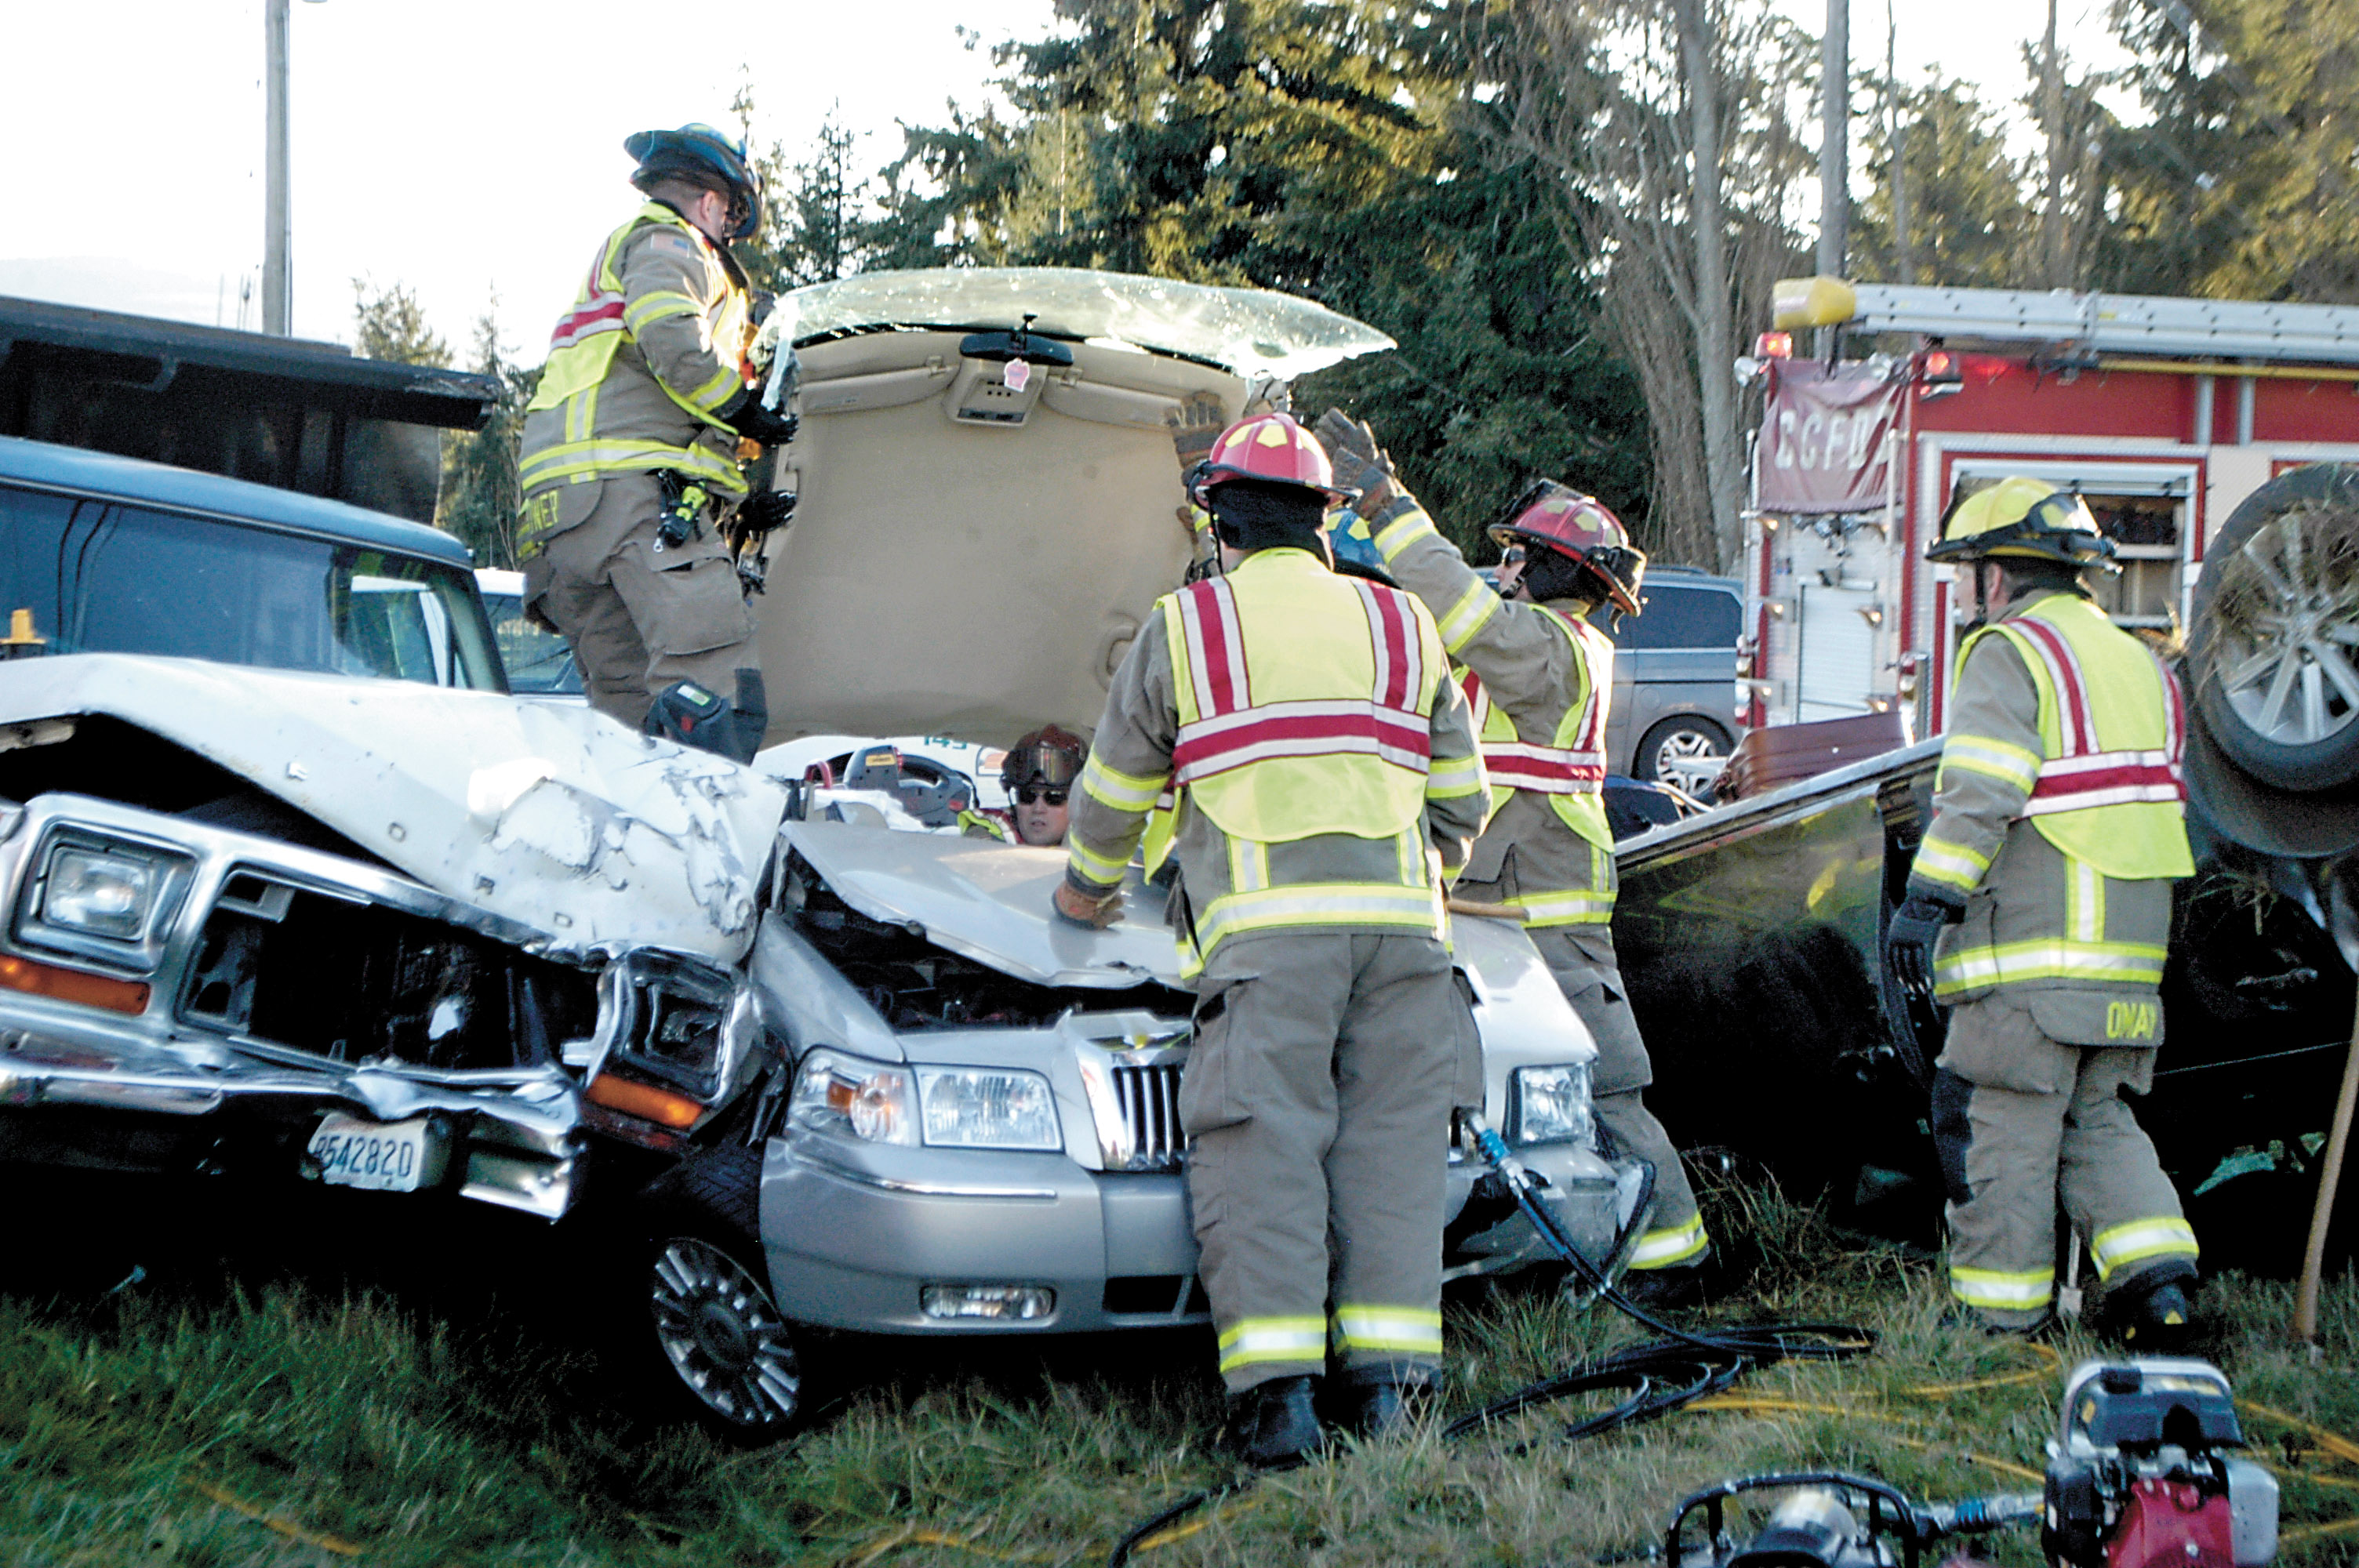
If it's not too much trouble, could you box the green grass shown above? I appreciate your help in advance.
[5,1175,2355,1567]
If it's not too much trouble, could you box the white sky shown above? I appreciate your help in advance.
[0,0,2128,361]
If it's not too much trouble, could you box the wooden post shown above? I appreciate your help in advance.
[2295,992,2359,1342]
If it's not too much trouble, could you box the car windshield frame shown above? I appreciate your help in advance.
[0,480,507,692]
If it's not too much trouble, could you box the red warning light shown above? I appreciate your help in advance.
[1754,331,1794,360]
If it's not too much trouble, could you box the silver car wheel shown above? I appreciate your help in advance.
[2213,514,2359,747]
[1652,726,1730,797]
[650,1236,801,1430]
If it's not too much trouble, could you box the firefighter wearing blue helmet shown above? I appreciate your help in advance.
[516,124,795,761]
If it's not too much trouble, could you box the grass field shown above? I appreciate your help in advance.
[4,1172,2354,1567]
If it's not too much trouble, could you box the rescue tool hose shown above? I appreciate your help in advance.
[1102,1119,1877,1568]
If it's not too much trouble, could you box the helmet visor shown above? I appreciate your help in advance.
[1001,738,1082,790]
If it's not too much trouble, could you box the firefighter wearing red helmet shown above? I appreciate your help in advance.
[1888,477,2199,1347]
[513,123,798,763]
[1057,410,1488,1467]
[1317,410,1714,1308]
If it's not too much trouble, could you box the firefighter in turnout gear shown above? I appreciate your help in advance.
[1886,477,2200,1346]
[514,123,795,760]
[1057,412,1488,1468]
[1319,411,1714,1305]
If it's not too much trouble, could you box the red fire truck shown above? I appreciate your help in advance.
[1745,279,2359,740]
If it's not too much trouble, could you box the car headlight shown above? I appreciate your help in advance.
[789,1048,918,1146]
[1510,1063,1594,1147]
[918,1067,1060,1150]
[42,843,165,941]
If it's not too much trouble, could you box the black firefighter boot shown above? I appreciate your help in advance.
[2106,1261,2201,1354]
[1336,1367,1437,1442]
[1222,1375,1325,1471]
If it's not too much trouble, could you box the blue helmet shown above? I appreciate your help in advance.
[625,123,762,241]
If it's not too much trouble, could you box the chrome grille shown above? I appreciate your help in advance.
[1109,1061,1187,1171]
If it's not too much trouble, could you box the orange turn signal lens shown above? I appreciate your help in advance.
[0,954,150,1014]
[584,1073,703,1129]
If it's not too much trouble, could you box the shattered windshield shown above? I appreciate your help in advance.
[772,267,1395,380]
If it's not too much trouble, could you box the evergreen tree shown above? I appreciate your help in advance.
[871,0,1652,557]
[437,307,540,570]
[351,280,450,367]
[1853,77,2037,289]
[2100,0,2359,302]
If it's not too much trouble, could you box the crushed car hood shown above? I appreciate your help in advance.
[0,655,785,964]
[785,819,1181,988]
[751,269,1395,750]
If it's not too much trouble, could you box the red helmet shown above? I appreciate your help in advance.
[1188,412,1355,507]
[1487,481,1647,615]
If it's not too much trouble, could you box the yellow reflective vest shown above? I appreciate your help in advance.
[1949,595,2194,881]
[518,201,753,501]
[1458,605,1616,855]
[1163,554,1445,844]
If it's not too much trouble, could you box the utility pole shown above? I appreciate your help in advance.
[1817,0,1849,356]
[2038,0,2070,287]
[263,0,292,336]
[1888,1,1911,285]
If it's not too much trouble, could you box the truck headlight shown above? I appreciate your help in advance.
[42,844,165,941]
[918,1068,1060,1150]
[1509,1063,1594,1147]
[789,1048,918,1146]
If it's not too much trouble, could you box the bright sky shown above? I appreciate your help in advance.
[0,0,2128,361]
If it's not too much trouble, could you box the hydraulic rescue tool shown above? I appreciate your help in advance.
[1663,1472,2041,1568]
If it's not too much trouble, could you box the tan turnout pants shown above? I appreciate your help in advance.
[1526,924,1708,1272]
[1182,930,1478,1396]
[1931,994,2197,1330]
[522,473,759,729]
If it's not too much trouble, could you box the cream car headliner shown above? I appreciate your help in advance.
[753,270,1395,750]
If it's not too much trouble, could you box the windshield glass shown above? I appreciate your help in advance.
[483,590,583,694]
[772,267,1395,379]
[0,485,503,690]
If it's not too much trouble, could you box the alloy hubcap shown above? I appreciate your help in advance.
[2215,514,2359,746]
[1655,729,1729,796]
[650,1237,801,1429]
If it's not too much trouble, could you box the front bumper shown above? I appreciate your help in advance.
[0,1008,583,1218]
[757,1126,1648,1334]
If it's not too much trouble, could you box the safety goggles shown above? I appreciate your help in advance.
[1002,741,1081,793]
[1013,786,1068,807]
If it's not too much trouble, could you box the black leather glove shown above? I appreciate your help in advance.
[736,488,796,536]
[1885,890,1965,1001]
[718,390,799,448]
[1314,408,1398,512]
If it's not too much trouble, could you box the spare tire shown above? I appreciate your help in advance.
[2187,463,2359,793]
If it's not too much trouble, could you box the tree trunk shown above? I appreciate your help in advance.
[1674,0,1744,569]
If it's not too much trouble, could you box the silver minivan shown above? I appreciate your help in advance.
[1598,567,1745,797]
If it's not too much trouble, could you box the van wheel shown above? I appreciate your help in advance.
[2188,464,2359,793]
[1634,716,1732,798]
[630,1143,805,1443]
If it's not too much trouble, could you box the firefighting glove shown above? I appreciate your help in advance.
[1315,408,1399,514]
[719,390,800,448]
[1168,390,1228,474]
[1052,880,1125,930]
[736,488,796,538]
[1885,889,1964,1003]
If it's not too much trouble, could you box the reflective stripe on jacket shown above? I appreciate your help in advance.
[518,201,753,502]
[1063,548,1487,975]
[1371,498,1619,927]
[1924,593,2194,888]
[1913,591,2187,1011]
[1165,556,1441,844]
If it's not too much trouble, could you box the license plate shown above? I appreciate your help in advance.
[307,1113,435,1192]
